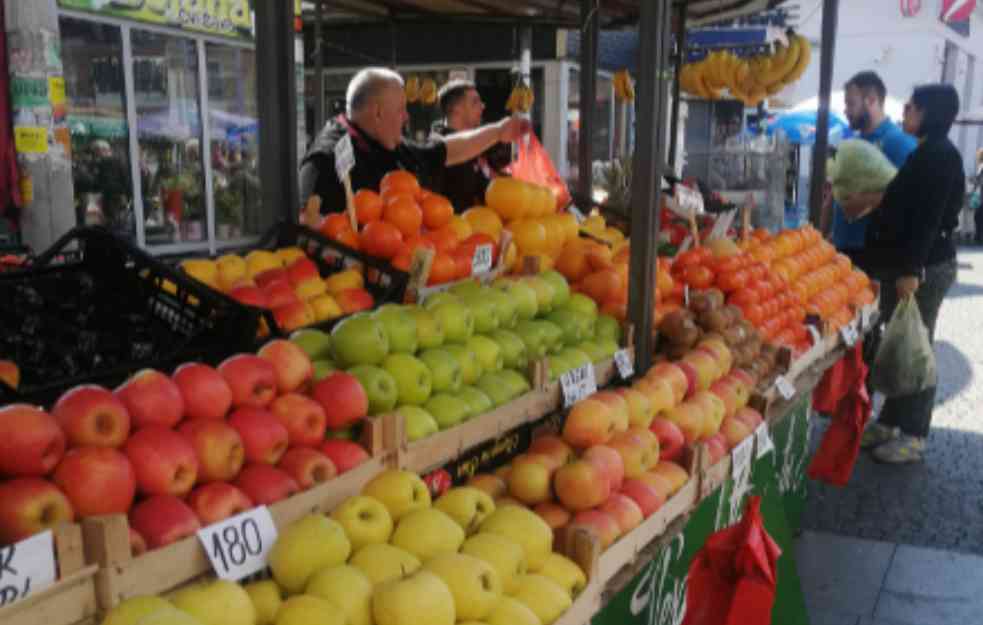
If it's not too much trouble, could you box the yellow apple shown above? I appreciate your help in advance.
[330,495,393,550]
[101,596,174,625]
[479,505,553,572]
[511,575,572,625]
[390,508,465,561]
[245,250,282,279]
[216,255,247,291]
[275,596,344,625]
[362,469,432,521]
[132,609,204,625]
[372,570,456,625]
[460,532,528,596]
[169,580,256,625]
[425,553,503,621]
[181,258,219,289]
[310,294,343,322]
[306,565,373,625]
[537,553,587,597]
[434,487,496,534]
[244,581,281,625]
[270,514,351,594]
[349,543,421,585]
[276,247,307,266]
[486,597,542,625]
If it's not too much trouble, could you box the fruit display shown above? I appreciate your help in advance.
[99,468,588,625]
[0,338,373,549]
[680,32,811,106]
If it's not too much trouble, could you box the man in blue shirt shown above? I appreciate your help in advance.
[821,71,918,270]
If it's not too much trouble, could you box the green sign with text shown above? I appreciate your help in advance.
[58,0,254,41]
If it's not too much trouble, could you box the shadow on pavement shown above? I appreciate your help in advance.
[933,341,973,406]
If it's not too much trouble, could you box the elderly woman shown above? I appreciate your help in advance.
[852,84,964,463]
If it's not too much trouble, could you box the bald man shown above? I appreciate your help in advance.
[300,67,530,215]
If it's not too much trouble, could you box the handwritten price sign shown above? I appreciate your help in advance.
[198,507,277,581]
[0,530,56,609]
[614,349,634,379]
[471,244,493,274]
[561,363,598,408]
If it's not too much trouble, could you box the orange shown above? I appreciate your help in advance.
[353,189,384,225]
[383,195,423,239]
[421,193,455,230]
[391,252,412,272]
[444,217,473,242]
[360,220,403,259]
[486,177,530,221]
[331,228,361,251]
[511,219,549,256]
[462,206,503,240]
[579,269,621,303]
[319,213,352,238]
[380,170,420,197]
[401,234,435,256]
[427,253,458,286]
[428,228,460,254]
[555,240,591,282]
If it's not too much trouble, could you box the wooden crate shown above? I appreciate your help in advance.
[82,415,399,610]
[1,524,99,625]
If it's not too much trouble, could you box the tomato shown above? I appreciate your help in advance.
[742,303,765,326]
[729,288,757,308]
[710,255,742,274]
[683,265,715,290]
[674,249,704,270]
[717,269,749,293]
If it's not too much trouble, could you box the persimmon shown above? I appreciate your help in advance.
[383,196,423,239]
[420,193,454,231]
[717,269,749,293]
[353,189,384,225]
[428,228,460,253]
[380,170,420,197]
[319,213,352,238]
[360,220,403,259]
[331,228,360,251]
[683,265,715,289]
[427,252,458,285]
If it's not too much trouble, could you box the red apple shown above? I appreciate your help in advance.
[266,279,301,309]
[582,445,625,492]
[705,433,728,465]
[230,285,269,309]
[562,399,615,449]
[620,479,666,518]
[682,351,720,390]
[607,428,659,479]
[600,493,643,534]
[528,435,575,470]
[115,369,185,429]
[336,288,374,314]
[533,501,571,531]
[228,408,290,465]
[277,448,337,489]
[273,301,315,333]
[721,374,750,411]
[650,461,689,495]
[662,402,705,445]
[593,390,631,433]
[258,339,314,395]
[269,393,327,448]
[52,385,131,448]
[636,471,674,501]
[129,495,201,549]
[673,361,700,399]
[312,372,369,430]
[53,447,136,517]
[571,509,620,549]
[255,268,289,289]
[733,407,764,431]
[124,426,199,496]
[554,460,610,512]
[720,417,753,451]
[129,527,147,556]
[647,363,688,404]
[178,419,245,483]
[0,404,66,477]
[172,363,233,421]
[467,474,507,499]
[649,418,685,463]
[320,439,369,474]
[286,258,320,285]
[219,354,278,409]
[187,482,255,526]
[709,379,739,420]
[729,368,756,389]
[233,464,299,505]
[0,478,74,544]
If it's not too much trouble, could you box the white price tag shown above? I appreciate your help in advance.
[0,530,57,608]
[334,134,355,181]
[560,363,597,408]
[198,507,278,581]
[840,321,859,347]
[614,349,634,379]
[471,244,493,275]
[755,422,775,459]
[673,183,704,216]
[732,435,754,480]
[774,375,796,401]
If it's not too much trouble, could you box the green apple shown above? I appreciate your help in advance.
[475,372,515,406]
[290,328,332,360]
[443,343,482,386]
[383,354,433,406]
[498,370,531,397]
[449,280,484,298]
[456,386,494,419]
[490,330,527,371]
[534,321,564,354]
[560,293,598,320]
[466,335,503,373]
[514,321,548,360]
[559,348,591,371]
[423,291,460,310]
[485,289,518,330]
[577,341,607,362]
[348,365,398,415]
[429,301,475,344]
[419,349,463,394]
[331,314,390,367]
[425,393,472,430]
[411,307,445,350]
[539,270,571,308]
[597,337,619,358]
[398,405,439,442]
[594,314,622,343]
[312,359,338,382]
[372,305,418,354]
[459,293,500,334]
[522,276,556,315]
[545,310,583,346]
[548,353,572,381]
[493,278,538,320]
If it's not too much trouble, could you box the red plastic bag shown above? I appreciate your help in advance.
[682,497,781,625]
[808,343,871,486]
[509,133,572,211]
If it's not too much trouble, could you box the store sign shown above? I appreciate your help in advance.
[57,0,254,41]
[940,0,976,36]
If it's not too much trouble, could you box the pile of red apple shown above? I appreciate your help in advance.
[0,340,373,551]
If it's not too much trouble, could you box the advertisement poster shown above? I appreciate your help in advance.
[57,0,254,41]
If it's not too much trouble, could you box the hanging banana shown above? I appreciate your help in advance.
[506,81,534,114]
[419,78,438,105]
[614,69,635,102]
[405,76,420,103]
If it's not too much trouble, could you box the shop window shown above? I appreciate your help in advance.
[205,44,265,242]
[60,18,134,240]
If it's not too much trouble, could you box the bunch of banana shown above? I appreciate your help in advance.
[405,76,420,104]
[506,81,535,113]
[419,78,438,105]
[613,69,635,101]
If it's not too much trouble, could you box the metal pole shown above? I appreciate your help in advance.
[519,25,532,87]
[256,0,300,221]
[578,0,599,203]
[314,0,325,132]
[808,0,839,225]
[668,2,688,171]
[629,0,671,373]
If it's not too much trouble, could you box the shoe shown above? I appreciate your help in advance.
[860,422,898,450]
[871,435,925,464]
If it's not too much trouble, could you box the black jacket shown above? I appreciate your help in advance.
[429,122,511,212]
[865,135,964,277]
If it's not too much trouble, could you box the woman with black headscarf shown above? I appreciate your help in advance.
[849,83,964,463]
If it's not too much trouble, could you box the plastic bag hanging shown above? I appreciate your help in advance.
[508,132,572,211]
[869,296,937,398]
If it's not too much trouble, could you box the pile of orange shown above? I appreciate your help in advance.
[317,171,503,286]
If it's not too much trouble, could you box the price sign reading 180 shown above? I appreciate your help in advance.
[198,506,277,581]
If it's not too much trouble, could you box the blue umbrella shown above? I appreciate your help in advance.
[765,109,850,146]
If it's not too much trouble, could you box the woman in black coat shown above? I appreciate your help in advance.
[853,84,964,463]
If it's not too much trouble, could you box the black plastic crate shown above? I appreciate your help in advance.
[0,227,262,408]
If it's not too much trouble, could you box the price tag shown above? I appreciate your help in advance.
[471,244,493,275]
[198,507,278,581]
[840,321,859,347]
[614,349,634,379]
[0,530,57,609]
[560,363,597,408]
[568,205,587,224]
[731,435,754,480]
[334,134,355,181]
[862,306,876,331]
[755,422,775,459]
[673,183,704,216]
[774,375,796,401]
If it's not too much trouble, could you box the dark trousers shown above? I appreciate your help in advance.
[975,205,983,243]
[868,259,957,438]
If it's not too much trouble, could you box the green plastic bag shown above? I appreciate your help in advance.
[827,139,898,203]
[870,297,937,397]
